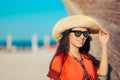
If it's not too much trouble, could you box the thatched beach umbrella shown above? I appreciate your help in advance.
[62,0,120,80]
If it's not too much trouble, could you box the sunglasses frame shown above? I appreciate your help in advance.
[70,30,90,38]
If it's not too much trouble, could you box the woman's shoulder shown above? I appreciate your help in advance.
[82,53,91,59]
[83,53,100,67]
[83,53,96,60]
[51,53,65,67]
[53,53,64,61]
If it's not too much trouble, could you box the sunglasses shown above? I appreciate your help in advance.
[70,30,90,38]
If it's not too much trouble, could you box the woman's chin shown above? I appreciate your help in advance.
[76,44,84,48]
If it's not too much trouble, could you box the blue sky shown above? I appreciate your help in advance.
[0,0,68,40]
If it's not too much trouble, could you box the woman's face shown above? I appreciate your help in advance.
[69,27,89,48]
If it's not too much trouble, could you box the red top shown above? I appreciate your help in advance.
[47,53,98,80]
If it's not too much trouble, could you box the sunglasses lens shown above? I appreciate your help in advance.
[83,31,90,38]
[74,31,82,37]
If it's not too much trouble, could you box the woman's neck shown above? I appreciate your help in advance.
[69,45,81,58]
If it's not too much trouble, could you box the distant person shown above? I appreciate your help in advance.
[47,15,109,80]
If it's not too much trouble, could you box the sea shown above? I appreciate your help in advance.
[0,39,57,48]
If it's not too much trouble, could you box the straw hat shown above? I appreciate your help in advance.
[52,15,102,42]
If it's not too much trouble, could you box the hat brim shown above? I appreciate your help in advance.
[52,15,102,42]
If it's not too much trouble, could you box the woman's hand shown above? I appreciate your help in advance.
[98,28,110,46]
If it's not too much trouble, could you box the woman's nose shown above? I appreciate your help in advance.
[80,34,85,38]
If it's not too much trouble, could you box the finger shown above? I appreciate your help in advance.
[100,28,109,35]
[99,30,103,36]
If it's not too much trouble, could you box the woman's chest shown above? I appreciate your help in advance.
[61,56,96,80]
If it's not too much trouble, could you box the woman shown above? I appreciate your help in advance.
[47,15,109,80]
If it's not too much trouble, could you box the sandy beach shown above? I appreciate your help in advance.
[0,47,55,80]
